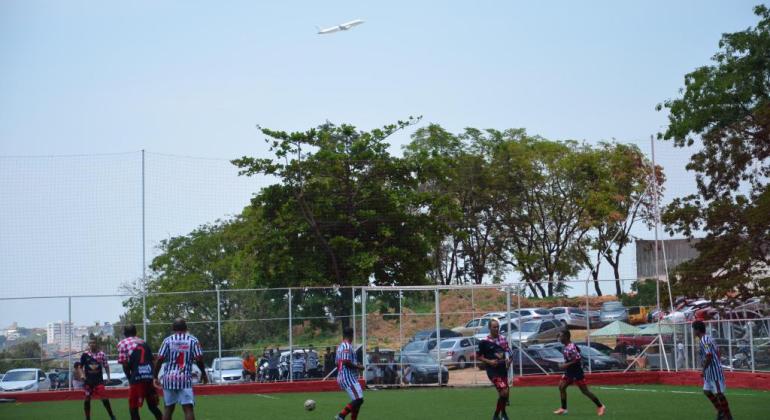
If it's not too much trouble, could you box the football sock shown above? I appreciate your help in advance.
[339,403,353,418]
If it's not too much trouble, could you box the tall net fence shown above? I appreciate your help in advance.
[0,282,768,390]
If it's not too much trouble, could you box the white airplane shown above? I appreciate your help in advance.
[316,19,365,35]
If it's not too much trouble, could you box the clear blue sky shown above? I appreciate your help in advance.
[0,1,763,327]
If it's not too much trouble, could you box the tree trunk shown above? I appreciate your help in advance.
[536,282,547,298]
[592,270,603,296]
[547,273,554,297]
[613,263,622,297]
[527,281,540,298]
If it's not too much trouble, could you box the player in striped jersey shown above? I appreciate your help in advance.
[693,321,733,420]
[334,327,364,420]
[153,318,208,420]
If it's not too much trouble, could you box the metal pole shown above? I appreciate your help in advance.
[67,296,72,389]
[506,286,514,382]
[727,320,733,371]
[749,322,755,372]
[517,285,523,377]
[398,290,403,386]
[216,285,222,383]
[141,150,147,329]
[362,289,367,383]
[585,279,592,373]
[352,288,356,350]
[288,289,293,382]
[435,288,441,385]
[651,135,661,316]
[142,294,147,340]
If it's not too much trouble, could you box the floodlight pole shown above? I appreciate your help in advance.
[435,289,442,386]
[141,149,147,339]
[216,285,222,382]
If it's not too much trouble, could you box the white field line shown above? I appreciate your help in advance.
[254,393,280,399]
[597,386,761,397]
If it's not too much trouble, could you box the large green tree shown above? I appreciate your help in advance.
[659,5,770,299]
[233,119,437,322]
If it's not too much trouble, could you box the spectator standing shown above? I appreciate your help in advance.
[306,345,320,378]
[291,351,306,380]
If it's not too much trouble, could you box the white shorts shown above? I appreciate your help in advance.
[703,379,726,393]
[163,388,195,406]
[340,382,364,401]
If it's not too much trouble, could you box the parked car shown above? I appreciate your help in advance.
[430,337,477,369]
[102,361,129,387]
[628,306,651,325]
[579,341,614,356]
[523,347,568,374]
[550,307,591,329]
[510,320,562,344]
[46,371,59,390]
[410,329,462,343]
[452,318,492,336]
[0,368,51,392]
[599,301,629,323]
[472,322,519,341]
[400,354,448,385]
[208,357,244,384]
[402,339,438,355]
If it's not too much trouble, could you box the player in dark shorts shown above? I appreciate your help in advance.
[118,324,162,420]
[553,330,605,416]
[80,336,117,420]
[476,318,512,420]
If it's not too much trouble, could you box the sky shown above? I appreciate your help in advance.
[0,1,763,327]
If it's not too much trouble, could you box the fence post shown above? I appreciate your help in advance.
[288,288,293,382]
[585,280,591,374]
[517,285,523,377]
[68,296,72,389]
[142,294,148,340]
[216,285,222,383]
[362,288,367,383]
[398,289,403,386]
[351,288,356,350]
[727,320,733,371]
[435,288,442,386]
[749,321,755,373]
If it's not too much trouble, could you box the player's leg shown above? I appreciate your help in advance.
[714,380,732,420]
[162,388,178,420]
[497,385,510,420]
[181,404,195,420]
[350,383,365,420]
[84,395,92,420]
[128,384,141,420]
[577,383,605,415]
[553,378,569,415]
[336,384,359,419]
[146,385,163,420]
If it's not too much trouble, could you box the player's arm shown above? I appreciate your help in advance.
[701,338,714,373]
[195,357,208,385]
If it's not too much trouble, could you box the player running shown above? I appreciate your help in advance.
[553,329,605,416]
[476,318,512,420]
[334,327,365,420]
[693,320,733,420]
[153,318,208,420]
[80,336,117,420]
[118,324,162,420]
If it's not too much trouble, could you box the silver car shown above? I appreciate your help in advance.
[550,307,593,328]
[430,337,477,369]
[509,320,562,344]
[599,301,629,323]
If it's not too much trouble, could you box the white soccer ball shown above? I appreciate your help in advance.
[304,399,316,411]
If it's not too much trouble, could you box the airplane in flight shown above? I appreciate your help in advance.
[316,19,365,35]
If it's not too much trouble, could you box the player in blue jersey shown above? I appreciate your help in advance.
[153,318,208,420]
[693,321,732,420]
[334,327,364,420]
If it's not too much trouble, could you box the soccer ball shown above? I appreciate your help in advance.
[304,399,316,411]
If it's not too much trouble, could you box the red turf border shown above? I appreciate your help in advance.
[5,372,769,403]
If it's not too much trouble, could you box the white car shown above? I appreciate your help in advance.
[103,361,129,387]
[208,357,244,384]
[0,368,51,392]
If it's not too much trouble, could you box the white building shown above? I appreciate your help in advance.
[46,320,73,351]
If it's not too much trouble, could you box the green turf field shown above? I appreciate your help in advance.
[1,385,767,419]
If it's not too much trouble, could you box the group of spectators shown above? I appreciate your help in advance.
[240,345,339,382]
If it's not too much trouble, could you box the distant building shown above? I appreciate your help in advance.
[46,320,74,351]
[635,238,701,280]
